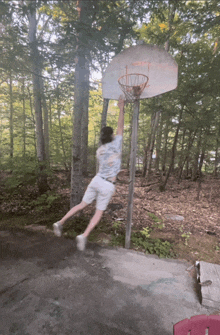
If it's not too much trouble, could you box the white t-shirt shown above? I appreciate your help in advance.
[96,135,122,179]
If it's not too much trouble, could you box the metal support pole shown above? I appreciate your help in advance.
[125,99,139,249]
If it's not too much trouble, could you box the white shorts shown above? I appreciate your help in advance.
[82,175,115,211]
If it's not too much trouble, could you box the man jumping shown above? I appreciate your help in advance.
[53,96,125,251]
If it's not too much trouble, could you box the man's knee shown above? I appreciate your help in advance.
[79,201,88,209]
[94,209,104,221]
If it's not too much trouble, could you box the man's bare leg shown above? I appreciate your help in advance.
[53,201,88,237]
[60,201,88,225]
[76,209,104,251]
[83,209,104,237]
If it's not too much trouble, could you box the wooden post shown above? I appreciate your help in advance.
[125,99,139,249]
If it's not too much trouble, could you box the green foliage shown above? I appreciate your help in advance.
[179,225,191,246]
[112,221,121,230]
[2,156,40,193]
[1,157,65,216]
[30,191,60,213]
[110,234,125,247]
[153,223,165,230]
[140,227,151,238]
[148,213,163,224]
[110,220,125,246]
[131,231,175,258]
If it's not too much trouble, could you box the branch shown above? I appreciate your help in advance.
[37,15,52,41]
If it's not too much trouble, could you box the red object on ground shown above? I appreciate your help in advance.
[173,315,220,334]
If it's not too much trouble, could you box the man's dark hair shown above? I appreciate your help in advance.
[100,126,113,145]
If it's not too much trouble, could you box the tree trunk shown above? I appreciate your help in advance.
[157,0,177,179]
[81,60,90,177]
[161,119,169,174]
[40,76,50,162]
[70,57,88,206]
[28,5,48,194]
[101,98,109,130]
[142,110,160,179]
[155,112,163,172]
[70,0,90,207]
[178,129,196,182]
[196,145,205,201]
[198,148,205,178]
[9,71,14,163]
[27,85,37,157]
[57,87,68,171]
[164,0,176,52]
[22,77,26,158]
[214,123,220,177]
[0,114,3,165]
[160,107,183,191]
[49,96,52,132]
[177,128,186,181]
[192,131,202,181]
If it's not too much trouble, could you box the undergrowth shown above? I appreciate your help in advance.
[131,231,175,258]
[108,221,175,258]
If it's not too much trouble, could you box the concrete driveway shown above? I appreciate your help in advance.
[0,229,216,335]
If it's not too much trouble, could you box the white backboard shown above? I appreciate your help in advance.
[102,44,178,100]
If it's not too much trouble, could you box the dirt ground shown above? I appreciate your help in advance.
[1,170,220,265]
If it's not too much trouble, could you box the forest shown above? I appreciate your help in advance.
[0,0,219,261]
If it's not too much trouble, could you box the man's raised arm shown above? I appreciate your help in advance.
[116,96,125,136]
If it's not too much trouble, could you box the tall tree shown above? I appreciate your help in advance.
[9,71,14,162]
[81,59,89,177]
[70,0,90,207]
[160,106,183,191]
[28,1,48,193]
[140,0,177,183]
[142,109,160,179]
[40,76,50,162]
[21,76,26,158]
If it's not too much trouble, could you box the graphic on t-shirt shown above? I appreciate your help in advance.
[96,135,122,179]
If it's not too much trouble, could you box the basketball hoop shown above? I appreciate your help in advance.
[118,73,149,102]
[102,44,178,249]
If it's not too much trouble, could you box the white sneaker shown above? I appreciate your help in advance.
[76,234,87,251]
[53,221,63,237]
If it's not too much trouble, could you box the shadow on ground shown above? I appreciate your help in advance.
[0,228,214,335]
